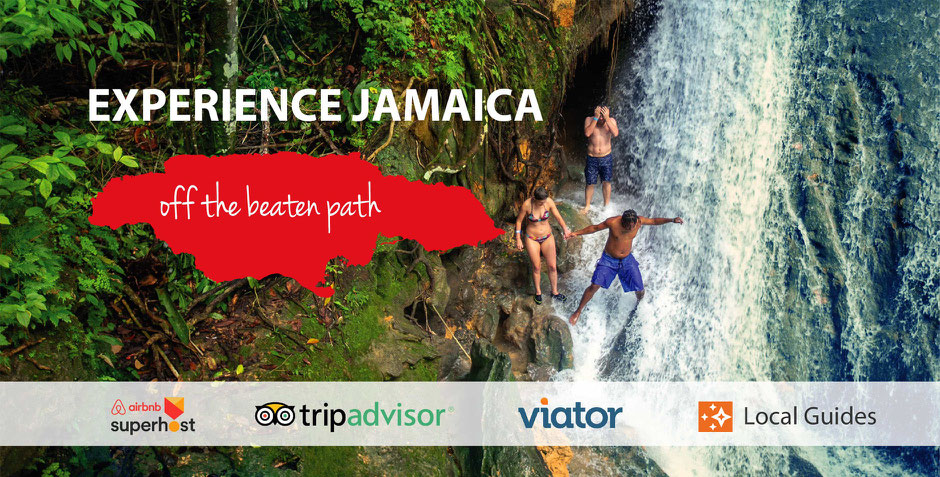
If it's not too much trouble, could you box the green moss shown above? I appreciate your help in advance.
[398,356,439,381]
[245,245,425,382]
[296,445,455,476]
[297,446,364,475]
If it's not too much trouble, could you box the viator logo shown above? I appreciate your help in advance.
[698,401,733,432]
[518,397,623,429]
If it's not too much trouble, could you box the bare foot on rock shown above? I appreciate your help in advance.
[568,311,581,325]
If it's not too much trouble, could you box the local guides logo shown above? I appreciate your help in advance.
[110,397,195,435]
[518,397,623,429]
[698,401,733,432]
[254,401,450,431]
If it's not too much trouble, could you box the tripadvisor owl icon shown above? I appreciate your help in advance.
[255,402,296,426]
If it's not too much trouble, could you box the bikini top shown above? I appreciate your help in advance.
[528,209,550,222]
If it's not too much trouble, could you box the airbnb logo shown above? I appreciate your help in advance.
[698,401,733,432]
[111,399,127,416]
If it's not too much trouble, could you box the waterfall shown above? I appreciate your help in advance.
[553,0,939,474]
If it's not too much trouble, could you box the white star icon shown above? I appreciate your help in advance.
[711,407,731,428]
[701,413,708,421]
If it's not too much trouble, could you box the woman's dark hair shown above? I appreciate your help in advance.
[533,187,549,201]
[622,209,638,227]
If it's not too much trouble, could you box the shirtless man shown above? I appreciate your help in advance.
[565,209,683,325]
[582,105,619,213]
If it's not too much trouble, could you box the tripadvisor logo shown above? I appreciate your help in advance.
[254,401,451,432]
[518,397,623,429]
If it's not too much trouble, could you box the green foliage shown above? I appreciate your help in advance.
[348,0,415,69]
[0,92,146,351]
[309,0,481,85]
[0,0,155,72]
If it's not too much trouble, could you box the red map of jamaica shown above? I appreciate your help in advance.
[89,152,504,297]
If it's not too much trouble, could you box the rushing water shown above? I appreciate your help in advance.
[554,0,940,475]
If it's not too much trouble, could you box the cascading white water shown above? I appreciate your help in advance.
[556,0,797,393]
[552,0,930,474]
[555,1,797,473]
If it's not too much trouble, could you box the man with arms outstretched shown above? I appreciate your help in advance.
[582,105,619,213]
[565,209,683,325]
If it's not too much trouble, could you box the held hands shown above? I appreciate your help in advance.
[564,229,576,239]
[673,217,684,224]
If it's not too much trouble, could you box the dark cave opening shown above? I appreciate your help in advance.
[556,3,660,196]
[558,28,621,161]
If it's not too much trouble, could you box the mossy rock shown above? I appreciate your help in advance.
[425,251,452,312]
[362,329,438,380]
[463,340,514,382]
[528,315,574,372]
[455,445,552,477]
[456,341,552,477]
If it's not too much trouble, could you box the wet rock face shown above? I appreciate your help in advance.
[455,445,553,477]
[503,297,540,347]
[425,252,451,312]
[529,315,575,372]
[568,446,668,477]
[552,202,591,274]
[464,340,514,382]
[537,446,574,477]
[443,234,576,380]
[438,342,472,382]
[445,244,518,343]
[455,341,553,477]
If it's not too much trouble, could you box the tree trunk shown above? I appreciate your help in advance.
[206,0,238,154]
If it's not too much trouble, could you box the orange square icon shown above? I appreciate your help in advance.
[698,401,733,432]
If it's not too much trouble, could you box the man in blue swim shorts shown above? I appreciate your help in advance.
[565,209,684,325]
[582,105,619,213]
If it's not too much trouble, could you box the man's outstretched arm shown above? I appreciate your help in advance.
[567,219,611,238]
[639,216,683,225]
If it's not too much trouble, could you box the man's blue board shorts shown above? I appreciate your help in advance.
[585,153,613,185]
[591,252,644,292]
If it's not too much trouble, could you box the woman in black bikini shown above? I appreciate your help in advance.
[514,187,571,304]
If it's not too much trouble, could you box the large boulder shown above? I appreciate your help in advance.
[362,314,438,380]
[424,251,451,312]
[463,340,514,382]
[503,297,536,347]
[446,239,532,342]
[528,315,574,372]
[569,447,668,476]
[552,202,591,274]
[456,341,552,477]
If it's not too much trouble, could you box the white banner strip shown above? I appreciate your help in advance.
[1,382,937,446]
